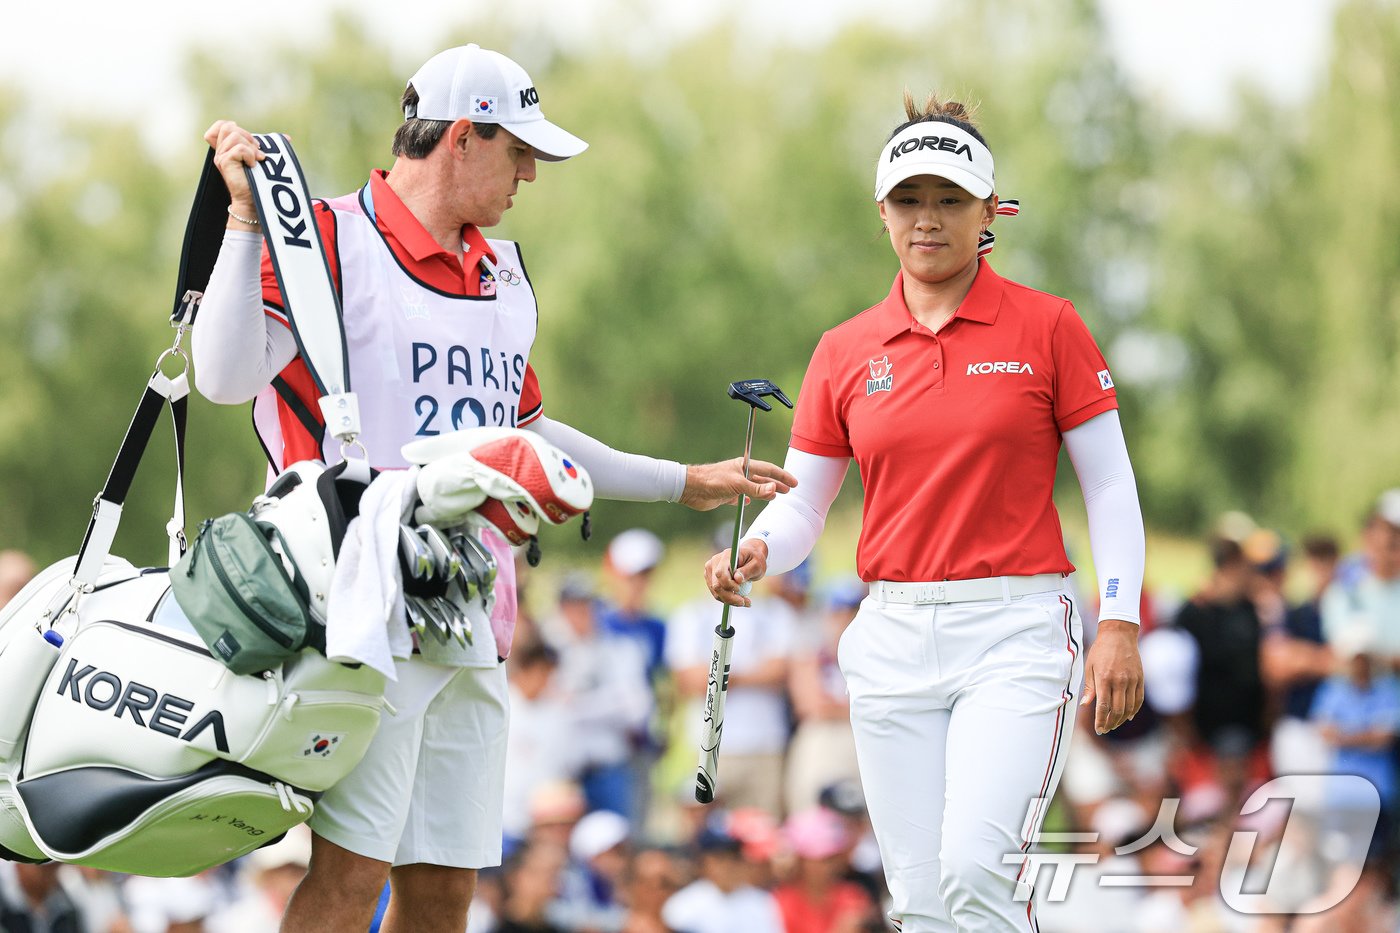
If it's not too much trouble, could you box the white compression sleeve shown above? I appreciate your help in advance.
[742,448,849,576]
[191,230,298,404]
[1063,410,1145,625]
[526,415,687,502]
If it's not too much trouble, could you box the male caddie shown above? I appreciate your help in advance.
[193,44,795,933]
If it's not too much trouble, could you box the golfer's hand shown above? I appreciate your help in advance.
[1080,619,1144,735]
[679,458,797,512]
[204,120,263,223]
[705,540,769,608]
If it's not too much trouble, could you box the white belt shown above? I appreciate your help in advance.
[870,573,1065,605]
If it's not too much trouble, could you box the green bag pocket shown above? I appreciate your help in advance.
[171,513,318,675]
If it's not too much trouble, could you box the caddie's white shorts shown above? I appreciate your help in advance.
[309,656,508,869]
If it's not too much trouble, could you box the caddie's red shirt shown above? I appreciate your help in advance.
[258,170,544,466]
[791,259,1117,583]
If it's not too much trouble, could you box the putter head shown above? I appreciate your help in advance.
[727,379,793,412]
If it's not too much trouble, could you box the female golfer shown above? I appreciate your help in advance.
[706,94,1146,931]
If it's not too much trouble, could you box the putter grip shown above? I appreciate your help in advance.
[694,623,735,804]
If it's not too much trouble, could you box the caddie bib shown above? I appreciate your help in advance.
[254,186,539,472]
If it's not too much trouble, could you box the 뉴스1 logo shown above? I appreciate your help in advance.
[866,356,894,396]
[472,96,498,116]
[1098,369,1115,390]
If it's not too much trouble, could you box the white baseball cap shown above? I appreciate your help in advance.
[569,809,631,861]
[1376,488,1400,527]
[607,528,664,576]
[874,120,995,201]
[406,44,588,162]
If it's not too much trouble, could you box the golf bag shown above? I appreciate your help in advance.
[0,139,391,877]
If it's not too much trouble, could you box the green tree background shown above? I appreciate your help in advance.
[1,1,1395,582]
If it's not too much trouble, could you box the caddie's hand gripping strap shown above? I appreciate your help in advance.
[243,134,369,482]
[71,149,232,593]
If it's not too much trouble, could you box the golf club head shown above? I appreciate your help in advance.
[421,598,452,644]
[451,531,499,610]
[727,379,793,412]
[404,597,429,637]
[417,525,463,582]
[399,525,435,581]
[446,600,472,647]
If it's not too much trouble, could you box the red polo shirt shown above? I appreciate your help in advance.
[258,170,544,466]
[790,259,1116,583]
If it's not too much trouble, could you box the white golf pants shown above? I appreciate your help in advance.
[838,586,1083,932]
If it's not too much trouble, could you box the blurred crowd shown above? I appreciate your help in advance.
[3,487,1400,932]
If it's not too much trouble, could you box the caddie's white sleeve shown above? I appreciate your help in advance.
[742,448,849,576]
[525,415,687,502]
[191,230,298,404]
[1063,410,1145,626]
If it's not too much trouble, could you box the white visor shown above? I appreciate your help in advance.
[874,121,994,201]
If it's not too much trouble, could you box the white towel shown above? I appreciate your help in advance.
[325,468,419,679]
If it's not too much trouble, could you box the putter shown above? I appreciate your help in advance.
[694,378,793,805]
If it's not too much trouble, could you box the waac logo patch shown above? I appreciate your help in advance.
[866,356,894,396]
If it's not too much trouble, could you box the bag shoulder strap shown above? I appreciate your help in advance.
[71,152,235,590]
[244,134,367,481]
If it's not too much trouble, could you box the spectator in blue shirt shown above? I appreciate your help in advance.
[1312,624,1400,860]
[597,528,671,827]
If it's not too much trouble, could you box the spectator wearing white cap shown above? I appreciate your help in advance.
[599,530,670,679]
[1311,624,1400,832]
[597,529,672,827]
[552,810,631,931]
[1321,489,1400,667]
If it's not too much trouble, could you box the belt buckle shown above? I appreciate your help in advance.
[917,583,947,604]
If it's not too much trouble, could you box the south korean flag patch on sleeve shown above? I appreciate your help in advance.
[1097,369,1115,390]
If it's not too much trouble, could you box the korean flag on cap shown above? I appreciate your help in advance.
[472,96,498,117]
